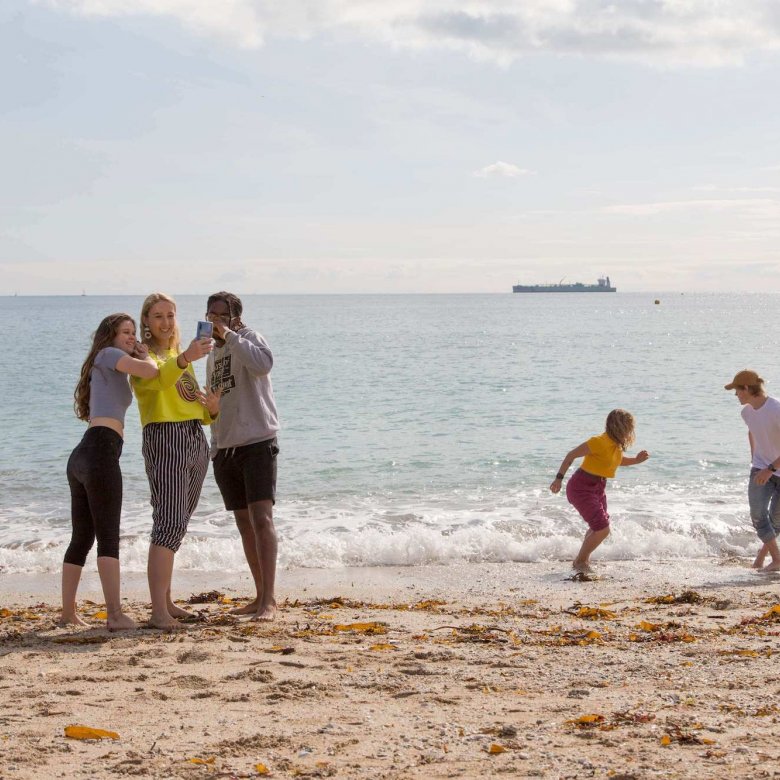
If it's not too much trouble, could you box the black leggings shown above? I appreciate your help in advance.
[64,426,124,566]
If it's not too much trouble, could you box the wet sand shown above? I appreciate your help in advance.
[2,560,780,778]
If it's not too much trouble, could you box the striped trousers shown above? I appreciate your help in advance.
[142,420,209,552]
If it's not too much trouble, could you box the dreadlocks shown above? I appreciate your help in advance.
[206,291,245,332]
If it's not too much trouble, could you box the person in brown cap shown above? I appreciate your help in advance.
[725,370,780,571]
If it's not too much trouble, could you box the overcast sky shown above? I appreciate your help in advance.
[2,0,780,294]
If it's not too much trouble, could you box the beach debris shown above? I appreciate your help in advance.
[718,648,771,659]
[368,642,397,651]
[487,743,507,754]
[566,605,617,620]
[64,724,119,741]
[185,590,230,604]
[736,604,780,628]
[628,628,696,643]
[431,624,514,644]
[645,590,704,605]
[659,722,716,746]
[290,595,448,613]
[332,621,387,634]
[410,599,448,611]
[265,645,296,654]
[0,608,43,621]
[254,763,271,775]
[566,713,605,728]
[527,627,605,646]
[91,610,108,620]
[186,756,215,765]
[566,711,655,731]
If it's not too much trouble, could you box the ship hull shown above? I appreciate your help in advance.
[512,285,616,293]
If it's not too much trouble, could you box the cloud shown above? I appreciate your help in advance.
[33,1,780,67]
[602,198,780,216]
[691,185,780,193]
[473,161,533,178]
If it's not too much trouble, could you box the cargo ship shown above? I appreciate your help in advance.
[512,276,616,293]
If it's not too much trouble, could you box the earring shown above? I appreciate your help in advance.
[143,326,151,340]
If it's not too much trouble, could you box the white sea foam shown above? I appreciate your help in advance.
[0,483,757,574]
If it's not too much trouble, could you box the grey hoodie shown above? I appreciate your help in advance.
[207,327,279,455]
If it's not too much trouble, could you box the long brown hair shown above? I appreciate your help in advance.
[140,292,181,353]
[605,409,636,452]
[74,313,135,421]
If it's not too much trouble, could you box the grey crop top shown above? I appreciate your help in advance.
[89,347,132,424]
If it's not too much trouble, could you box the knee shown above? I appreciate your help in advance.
[63,547,90,567]
[150,525,185,553]
[234,511,252,533]
[65,529,95,566]
[249,505,274,532]
[95,541,120,560]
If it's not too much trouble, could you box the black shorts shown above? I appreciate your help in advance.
[213,438,279,511]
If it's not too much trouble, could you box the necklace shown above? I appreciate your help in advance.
[149,344,170,362]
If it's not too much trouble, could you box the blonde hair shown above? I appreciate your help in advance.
[605,409,636,452]
[140,292,181,353]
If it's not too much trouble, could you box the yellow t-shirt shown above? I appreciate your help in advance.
[131,349,211,427]
[581,432,623,478]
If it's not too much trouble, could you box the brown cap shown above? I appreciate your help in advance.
[724,369,764,390]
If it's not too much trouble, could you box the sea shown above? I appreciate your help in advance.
[0,292,773,575]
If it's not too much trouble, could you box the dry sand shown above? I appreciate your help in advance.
[2,559,780,779]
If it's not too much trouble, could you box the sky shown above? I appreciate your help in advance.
[2,0,780,294]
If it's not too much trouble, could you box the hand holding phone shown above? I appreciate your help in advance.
[196,320,214,340]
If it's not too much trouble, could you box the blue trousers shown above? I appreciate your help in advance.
[747,468,780,544]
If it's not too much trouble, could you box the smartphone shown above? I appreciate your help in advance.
[196,320,213,340]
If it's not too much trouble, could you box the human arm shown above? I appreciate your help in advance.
[549,442,590,493]
[753,435,780,486]
[219,328,273,376]
[132,339,213,392]
[176,337,212,369]
[621,450,650,466]
[115,343,158,379]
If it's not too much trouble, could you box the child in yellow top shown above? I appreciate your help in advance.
[550,409,649,573]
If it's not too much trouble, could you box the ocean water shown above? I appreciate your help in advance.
[0,292,773,574]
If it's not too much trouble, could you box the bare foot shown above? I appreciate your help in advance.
[167,603,194,619]
[148,614,182,631]
[762,561,780,573]
[229,599,259,615]
[250,600,277,622]
[753,555,767,569]
[58,613,89,627]
[572,561,593,573]
[107,613,137,632]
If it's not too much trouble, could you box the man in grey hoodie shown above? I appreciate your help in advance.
[205,292,280,620]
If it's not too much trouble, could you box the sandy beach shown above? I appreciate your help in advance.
[3,559,780,779]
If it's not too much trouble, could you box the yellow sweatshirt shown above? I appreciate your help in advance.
[131,349,211,427]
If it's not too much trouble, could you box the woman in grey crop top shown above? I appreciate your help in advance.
[60,313,159,630]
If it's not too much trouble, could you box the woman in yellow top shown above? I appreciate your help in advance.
[549,409,649,573]
[133,292,219,629]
